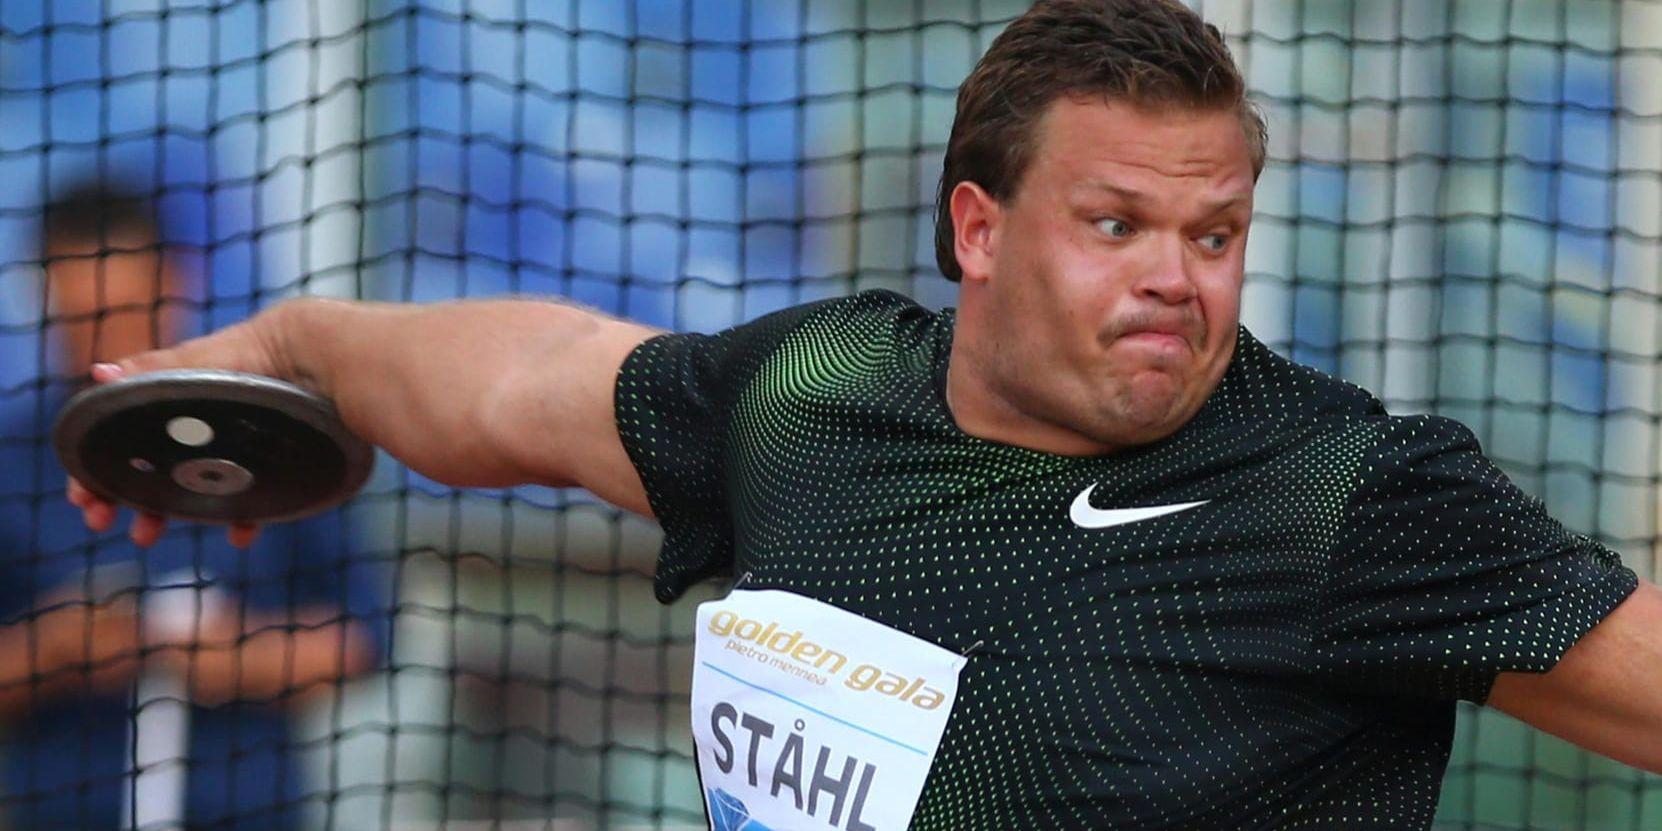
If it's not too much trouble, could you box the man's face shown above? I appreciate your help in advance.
[44,235,177,374]
[976,97,1255,449]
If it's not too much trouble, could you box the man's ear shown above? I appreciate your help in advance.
[950,181,1001,284]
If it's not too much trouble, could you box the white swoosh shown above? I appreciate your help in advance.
[1069,484,1209,529]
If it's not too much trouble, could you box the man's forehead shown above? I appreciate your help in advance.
[1069,177,1254,215]
[1032,97,1255,190]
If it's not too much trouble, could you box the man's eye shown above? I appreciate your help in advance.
[1199,233,1229,252]
[1096,218,1133,239]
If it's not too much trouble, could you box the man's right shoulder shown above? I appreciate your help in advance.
[632,287,928,360]
[754,287,926,332]
[777,287,931,339]
[1227,329,1387,424]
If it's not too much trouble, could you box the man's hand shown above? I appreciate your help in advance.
[65,304,295,547]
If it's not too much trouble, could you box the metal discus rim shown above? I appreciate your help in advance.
[51,369,374,524]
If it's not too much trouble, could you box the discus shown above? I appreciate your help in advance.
[53,369,373,524]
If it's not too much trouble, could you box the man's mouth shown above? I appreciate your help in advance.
[1116,330,1191,352]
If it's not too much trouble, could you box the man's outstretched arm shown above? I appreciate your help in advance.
[70,297,662,545]
[1487,578,1662,773]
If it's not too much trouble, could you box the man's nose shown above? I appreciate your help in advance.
[1133,234,1200,305]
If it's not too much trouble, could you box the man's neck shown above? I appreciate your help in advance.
[942,337,1122,457]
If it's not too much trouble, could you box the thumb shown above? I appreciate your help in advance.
[90,362,126,384]
[113,342,199,378]
[109,315,288,382]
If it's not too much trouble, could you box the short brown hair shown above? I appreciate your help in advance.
[42,181,162,259]
[934,0,1266,282]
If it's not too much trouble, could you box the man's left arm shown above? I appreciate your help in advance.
[1487,578,1662,774]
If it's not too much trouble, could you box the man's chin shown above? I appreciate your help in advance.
[1096,390,1191,444]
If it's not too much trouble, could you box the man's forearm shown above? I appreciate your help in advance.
[275,297,606,488]
[1489,581,1662,774]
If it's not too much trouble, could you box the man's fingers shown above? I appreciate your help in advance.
[82,501,116,533]
[81,504,112,533]
[67,478,92,508]
[69,478,119,532]
[73,460,260,548]
[130,513,166,548]
[229,523,260,549]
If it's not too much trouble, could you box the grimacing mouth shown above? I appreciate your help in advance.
[1104,326,1202,354]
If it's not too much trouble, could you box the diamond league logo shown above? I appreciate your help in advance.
[708,788,778,831]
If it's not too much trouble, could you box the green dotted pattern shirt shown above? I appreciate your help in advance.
[613,289,1638,830]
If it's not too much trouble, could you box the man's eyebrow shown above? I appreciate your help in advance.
[1076,181,1147,203]
[1075,180,1252,216]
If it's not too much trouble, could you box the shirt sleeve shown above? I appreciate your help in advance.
[1314,415,1639,703]
[614,299,838,603]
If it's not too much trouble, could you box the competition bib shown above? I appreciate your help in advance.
[690,589,966,831]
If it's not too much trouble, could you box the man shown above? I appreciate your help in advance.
[2,184,385,830]
[67,1,1662,828]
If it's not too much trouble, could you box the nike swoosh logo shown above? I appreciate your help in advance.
[1069,484,1209,529]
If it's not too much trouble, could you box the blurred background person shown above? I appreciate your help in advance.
[0,182,388,831]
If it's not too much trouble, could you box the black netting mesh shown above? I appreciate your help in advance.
[1,0,1660,828]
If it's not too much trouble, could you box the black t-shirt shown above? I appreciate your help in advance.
[614,289,1638,830]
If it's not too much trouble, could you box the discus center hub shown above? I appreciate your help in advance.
[172,458,254,496]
